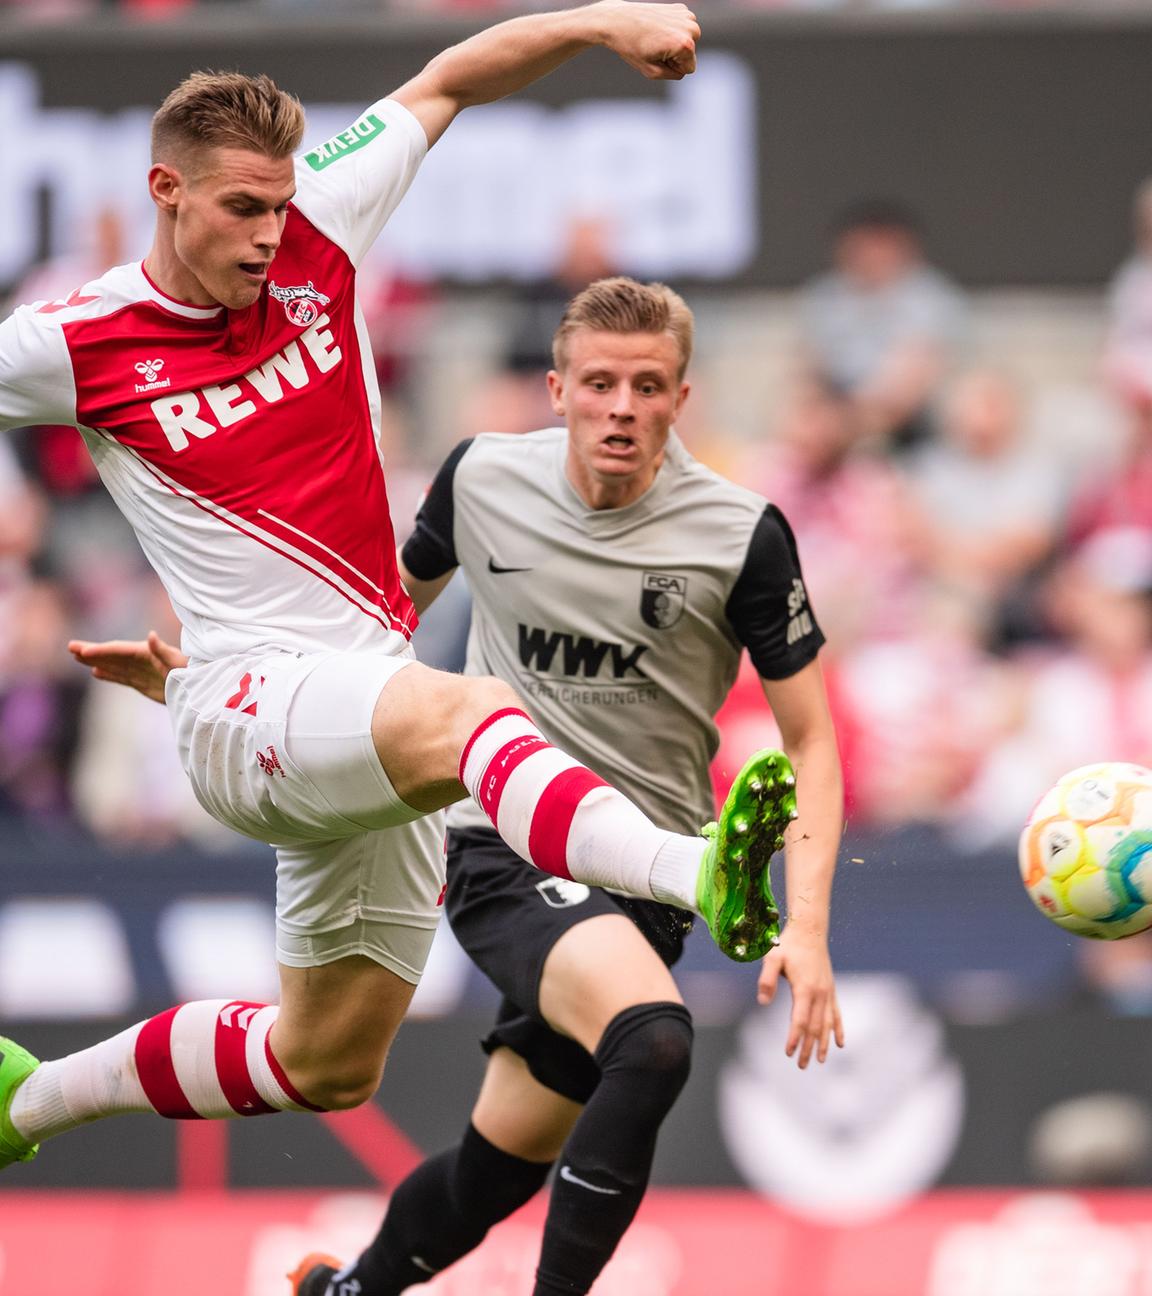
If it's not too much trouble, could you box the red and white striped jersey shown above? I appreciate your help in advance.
[0,97,427,663]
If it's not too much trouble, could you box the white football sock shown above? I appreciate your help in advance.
[459,708,705,906]
[10,1000,319,1143]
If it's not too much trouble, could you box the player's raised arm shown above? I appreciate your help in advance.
[392,0,700,147]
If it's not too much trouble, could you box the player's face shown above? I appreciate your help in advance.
[549,329,689,509]
[151,147,296,310]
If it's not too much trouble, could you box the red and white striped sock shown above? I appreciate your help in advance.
[459,708,705,903]
[9,1000,322,1144]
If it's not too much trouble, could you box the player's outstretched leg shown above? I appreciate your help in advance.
[450,699,794,963]
[695,748,797,961]
[0,1037,41,1169]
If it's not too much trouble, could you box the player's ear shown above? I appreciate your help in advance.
[148,163,182,214]
[546,368,566,417]
[673,380,691,420]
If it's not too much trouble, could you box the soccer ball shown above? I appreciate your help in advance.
[1019,762,1152,939]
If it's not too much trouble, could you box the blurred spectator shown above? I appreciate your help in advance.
[357,246,437,402]
[1104,177,1152,403]
[0,438,44,606]
[903,369,1064,637]
[749,378,923,646]
[833,585,1006,826]
[958,528,1152,845]
[7,208,127,314]
[0,580,85,818]
[798,199,968,455]
[7,207,149,639]
[1065,384,1152,547]
[464,215,620,437]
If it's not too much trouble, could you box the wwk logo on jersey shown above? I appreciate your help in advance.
[268,280,331,328]
[134,357,171,394]
[519,625,647,680]
[641,572,687,630]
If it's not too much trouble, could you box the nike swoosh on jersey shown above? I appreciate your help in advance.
[488,557,533,574]
[559,1164,622,1195]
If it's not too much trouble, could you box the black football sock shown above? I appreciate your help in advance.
[338,1121,551,1295]
[533,1002,694,1296]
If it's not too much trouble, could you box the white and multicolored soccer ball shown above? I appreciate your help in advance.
[1019,762,1152,939]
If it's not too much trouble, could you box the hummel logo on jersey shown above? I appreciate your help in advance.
[134,358,171,394]
[256,745,286,778]
[519,624,647,680]
[640,571,687,629]
[268,280,331,328]
[488,556,533,574]
[35,287,99,315]
[559,1165,622,1195]
[536,877,592,909]
[786,578,815,645]
[149,315,343,453]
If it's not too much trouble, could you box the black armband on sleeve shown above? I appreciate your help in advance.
[400,438,474,581]
[725,504,825,680]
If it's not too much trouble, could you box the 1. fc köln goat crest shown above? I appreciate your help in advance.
[268,280,331,327]
[641,571,688,629]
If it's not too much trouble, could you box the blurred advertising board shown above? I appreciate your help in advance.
[2,14,1152,289]
[2,1189,1152,1296]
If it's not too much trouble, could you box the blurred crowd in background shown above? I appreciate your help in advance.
[4,187,1152,858]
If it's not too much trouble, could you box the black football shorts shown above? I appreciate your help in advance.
[444,825,693,1103]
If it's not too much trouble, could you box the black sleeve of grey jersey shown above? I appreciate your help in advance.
[725,504,825,681]
[401,438,475,580]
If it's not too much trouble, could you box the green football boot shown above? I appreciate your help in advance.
[0,1037,39,1169]
[696,748,797,962]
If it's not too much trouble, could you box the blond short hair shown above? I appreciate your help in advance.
[552,277,695,379]
[152,71,305,170]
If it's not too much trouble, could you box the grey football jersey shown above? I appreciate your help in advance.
[403,428,823,836]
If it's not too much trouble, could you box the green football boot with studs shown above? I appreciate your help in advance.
[0,1036,39,1170]
[696,748,797,962]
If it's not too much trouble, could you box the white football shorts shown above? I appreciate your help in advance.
[165,647,446,984]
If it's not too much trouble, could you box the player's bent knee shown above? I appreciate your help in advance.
[304,1075,381,1112]
[594,1002,694,1118]
[460,673,523,727]
[295,1059,386,1112]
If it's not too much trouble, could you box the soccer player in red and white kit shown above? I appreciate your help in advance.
[0,4,796,1174]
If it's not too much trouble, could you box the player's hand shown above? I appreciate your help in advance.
[594,1,700,81]
[757,924,844,1069]
[67,630,187,705]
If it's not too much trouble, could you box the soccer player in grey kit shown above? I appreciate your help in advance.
[73,278,845,1296]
